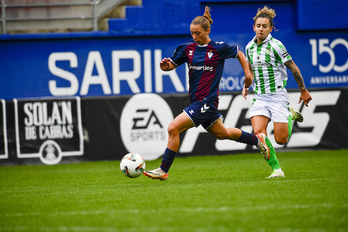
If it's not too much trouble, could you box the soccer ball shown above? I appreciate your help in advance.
[120,153,146,178]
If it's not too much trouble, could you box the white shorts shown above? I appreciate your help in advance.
[250,92,290,123]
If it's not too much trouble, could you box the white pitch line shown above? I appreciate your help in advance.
[4,203,339,217]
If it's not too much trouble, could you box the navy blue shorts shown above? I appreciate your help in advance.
[183,101,222,129]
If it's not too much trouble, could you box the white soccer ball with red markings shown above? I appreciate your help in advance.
[120,153,146,178]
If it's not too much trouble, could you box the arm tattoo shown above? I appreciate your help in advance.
[285,60,306,91]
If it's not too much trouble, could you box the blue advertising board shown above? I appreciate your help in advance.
[0,0,347,100]
[1,32,347,100]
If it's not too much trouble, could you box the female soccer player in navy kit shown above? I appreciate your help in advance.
[144,6,270,181]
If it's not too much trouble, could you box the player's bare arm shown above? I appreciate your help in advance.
[285,59,312,106]
[284,60,306,91]
[242,62,254,100]
[160,58,177,71]
[237,51,253,88]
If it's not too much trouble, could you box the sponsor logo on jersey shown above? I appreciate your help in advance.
[188,64,213,72]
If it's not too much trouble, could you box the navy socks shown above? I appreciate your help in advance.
[160,148,176,173]
[236,130,258,146]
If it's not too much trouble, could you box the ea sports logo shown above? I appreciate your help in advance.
[120,94,173,160]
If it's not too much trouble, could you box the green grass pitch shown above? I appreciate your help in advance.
[1,149,347,231]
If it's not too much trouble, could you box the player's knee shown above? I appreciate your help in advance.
[213,130,232,140]
[253,129,266,135]
[215,134,226,140]
[167,124,175,135]
[209,127,228,140]
[167,122,178,136]
[275,137,288,145]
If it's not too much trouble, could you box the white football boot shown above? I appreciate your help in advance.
[267,169,285,178]
[144,168,169,181]
[289,105,303,122]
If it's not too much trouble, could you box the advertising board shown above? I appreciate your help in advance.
[0,34,347,100]
[12,97,83,164]
[1,89,347,165]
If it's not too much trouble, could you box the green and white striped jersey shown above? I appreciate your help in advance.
[245,34,292,94]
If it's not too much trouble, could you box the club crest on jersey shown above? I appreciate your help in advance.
[266,48,271,54]
[207,50,213,59]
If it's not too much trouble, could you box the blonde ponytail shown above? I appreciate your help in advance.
[191,6,213,31]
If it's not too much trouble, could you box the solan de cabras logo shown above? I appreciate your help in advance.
[14,97,83,165]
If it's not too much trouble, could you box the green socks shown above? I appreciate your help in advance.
[263,114,294,171]
[288,114,293,141]
[265,136,281,170]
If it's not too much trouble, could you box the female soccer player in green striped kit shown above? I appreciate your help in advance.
[243,6,312,178]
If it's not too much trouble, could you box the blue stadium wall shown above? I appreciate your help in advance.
[0,0,347,165]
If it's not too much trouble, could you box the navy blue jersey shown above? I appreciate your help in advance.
[170,39,239,107]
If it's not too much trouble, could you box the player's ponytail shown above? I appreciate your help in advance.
[203,6,213,25]
[191,6,213,31]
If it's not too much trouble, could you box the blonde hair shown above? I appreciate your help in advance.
[191,6,213,31]
[253,6,276,28]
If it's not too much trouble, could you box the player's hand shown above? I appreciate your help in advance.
[160,58,172,71]
[299,89,312,106]
[242,87,249,100]
[244,76,253,88]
